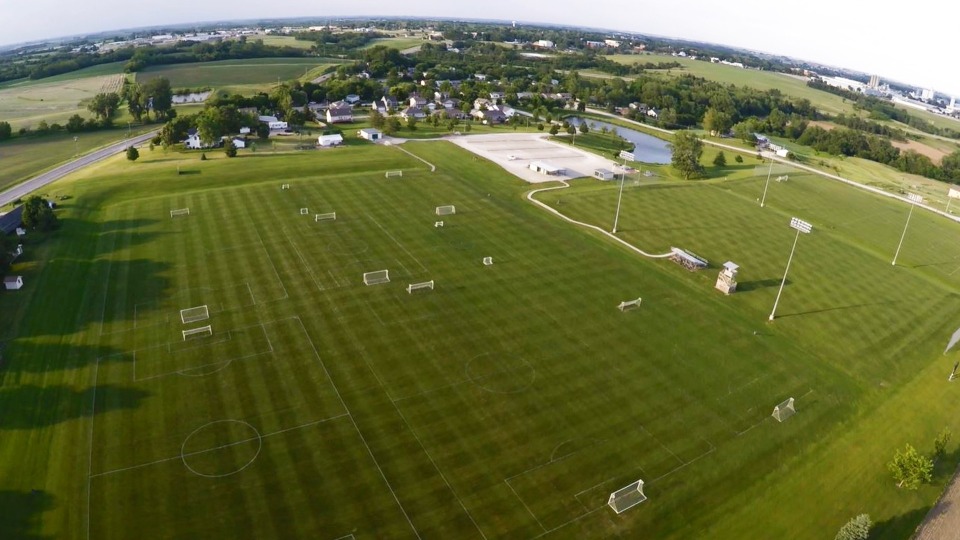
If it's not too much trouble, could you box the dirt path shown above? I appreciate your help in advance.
[913,463,960,539]
[892,139,948,164]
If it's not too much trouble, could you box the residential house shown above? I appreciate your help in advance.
[379,95,398,112]
[259,116,288,130]
[474,73,488,81]
[326,103,353,124]
[473,98,492,110]
[489,91,505,102]
[646,108,660,119]
[492,103,517,117]
[239,126,251,135]
[434,91,451,101]
[439,98,461,109]
[400,106,428,120]
[438,108,469,120]
[409,94,428,108]
[472,108,507,124]
[184,128,206,149]
[534,40,555,49]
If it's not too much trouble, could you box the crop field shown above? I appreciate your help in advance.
[361,37,427,51]
[3,141,960,539]
[256,35,317,50]
[0,63,127,129]
[136,58,341,92]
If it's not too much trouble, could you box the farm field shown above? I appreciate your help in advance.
[256,35,316,50]
[2,141,960,539]
[136,58,341,93]
[361,37,427,51]
[0,63,127,129]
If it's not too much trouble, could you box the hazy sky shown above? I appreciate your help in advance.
[1,0,956,96]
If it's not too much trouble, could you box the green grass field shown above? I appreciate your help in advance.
[361,37,426,51]
[256,35,317,50]
[136,58,340,93]
[3,140,960,538]
[0,63,127,129]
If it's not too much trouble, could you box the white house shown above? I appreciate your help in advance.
[317,133,344,147]
[535,40,555,49]
[231,138,246,149]
[345,94,361,104]
[184,129,208,149]
[400,106,427,120]
[326,105,353,124]
[409,95,428,108]
[4,276,23,291]
[259,116,288,130]
[358,128,383,141]
[239,126,251,135]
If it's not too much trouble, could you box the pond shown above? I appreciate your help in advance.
[567,117,672,164]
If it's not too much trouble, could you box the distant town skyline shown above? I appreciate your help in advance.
[1,0,956,96]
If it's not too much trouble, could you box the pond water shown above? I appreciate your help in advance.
[567,117,672,164]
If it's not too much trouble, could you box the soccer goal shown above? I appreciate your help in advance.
[436,205,456,216]
[182,325,212,341]
[772,397,796,422]
[618,297,642,311]
[170,208,190,218]
[434,221,444,228]
[406,280,434,294]
[300,208,309,215]
[179,305,209,324]
[363,269,390,286]
[776,175,789,182]
[281,184,290,190]
[385,170,403,178]
[315,212,337,222]
[608,480,646,514]
[483,256,493,266]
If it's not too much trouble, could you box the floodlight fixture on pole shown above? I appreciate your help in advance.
[769,217,812,321]
[892,193,923,266]
[759,158,774,207]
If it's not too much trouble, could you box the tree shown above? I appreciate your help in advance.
[224,140,237,158]
[87,93,121,122]
[942,150,960,182]
[537,123,544,131]
[703,107,733,136]
[142,77,173,120]
[256,123,270,140]
[578,123,589,134]
[370,109,385,129]
[735,154,744,163]
[122,82,146,122]
[935,428,952,459]
[406,116,418,131]
[670,131,705,179]
[0,121,11,141]
[835,514,872,540]
[383,116,402,136]
[65,114,86,133]
[713,151,727,167]
[549,124,560,135]
[888,444,933,489]
[126,146,139,161]
[22,196,58,232]
[576,100,586,112]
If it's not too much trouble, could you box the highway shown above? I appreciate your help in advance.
[0,131,158,208]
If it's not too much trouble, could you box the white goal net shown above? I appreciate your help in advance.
[180,305,209,324]
[300,208,309,215]
[483,256,493,266]
[170,208,190,218]
[363,269,390,286]
[182,325,212,341]
[618,297,642,311]
[315,212,337,222]
[772,397,796,422]
[406,280,434,294]
[608,480,646,514]
[436,205,456,216]
[385,170,403,178]
[281,184,290,190]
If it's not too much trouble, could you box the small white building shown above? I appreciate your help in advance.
[530,161,565,176]
[239,126,251,135]
[318,133,344,147]
[231,138,246,149]
[4,276,23,290]
[358,128,383,141]
[594,168,615,180]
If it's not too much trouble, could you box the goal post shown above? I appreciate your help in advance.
[618,297,642,311]
[772,397,796,422]
[300,208,309,215]
[483,256,493,266]
[363,269,390,286]
[406,280,434,294]
[608,480,646,514]
[385,170,403,178]
[170,208,190,218]
[182,325,212,341]
[315,212,337,222]
[179,305,209,324]
[281,184,290,189]
[436,205,456,216]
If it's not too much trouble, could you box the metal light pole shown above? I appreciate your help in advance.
[73,136,78,157]
[613,150,635,233]
[892,193,923,266]
[759,158,774,207]
[769,217,813,321]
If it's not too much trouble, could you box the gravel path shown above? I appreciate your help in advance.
[914,464,960,540]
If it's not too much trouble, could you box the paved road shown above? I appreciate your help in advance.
[0,131,158,208]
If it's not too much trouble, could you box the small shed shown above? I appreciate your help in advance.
[4,276,23,291]
[358,128,383,142]
[530,161,565,176]
[318,133,344,147]
[594,168,615,181]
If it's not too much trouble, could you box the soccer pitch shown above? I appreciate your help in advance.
[5,142,960,538]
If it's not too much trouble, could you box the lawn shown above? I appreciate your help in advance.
[0,63,127,129]
[0,126,157,193]
[136,58,342,92]
[2,140,960,539]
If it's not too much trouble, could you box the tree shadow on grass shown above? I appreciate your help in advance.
[776,299,902,319]
[872,505,930,540]
[0,342,127,375]
[0,384,149,430]
[0,490,55,540]
[737,278,787,292]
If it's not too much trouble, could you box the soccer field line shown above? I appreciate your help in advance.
[504,479,547,532]
[529,505,607,540]
[256,229,290,302]
[366,213,430,274]
[281,226,335,292]
[388,351,537,404]
[639,425,685,467]
[391,144,437,172]
[84,351,102,540]
[290,316,423,539]
[88,413,351,479]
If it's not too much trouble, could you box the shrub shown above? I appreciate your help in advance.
[835,514,871,540]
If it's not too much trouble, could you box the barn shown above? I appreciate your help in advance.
[4,276,23,291]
